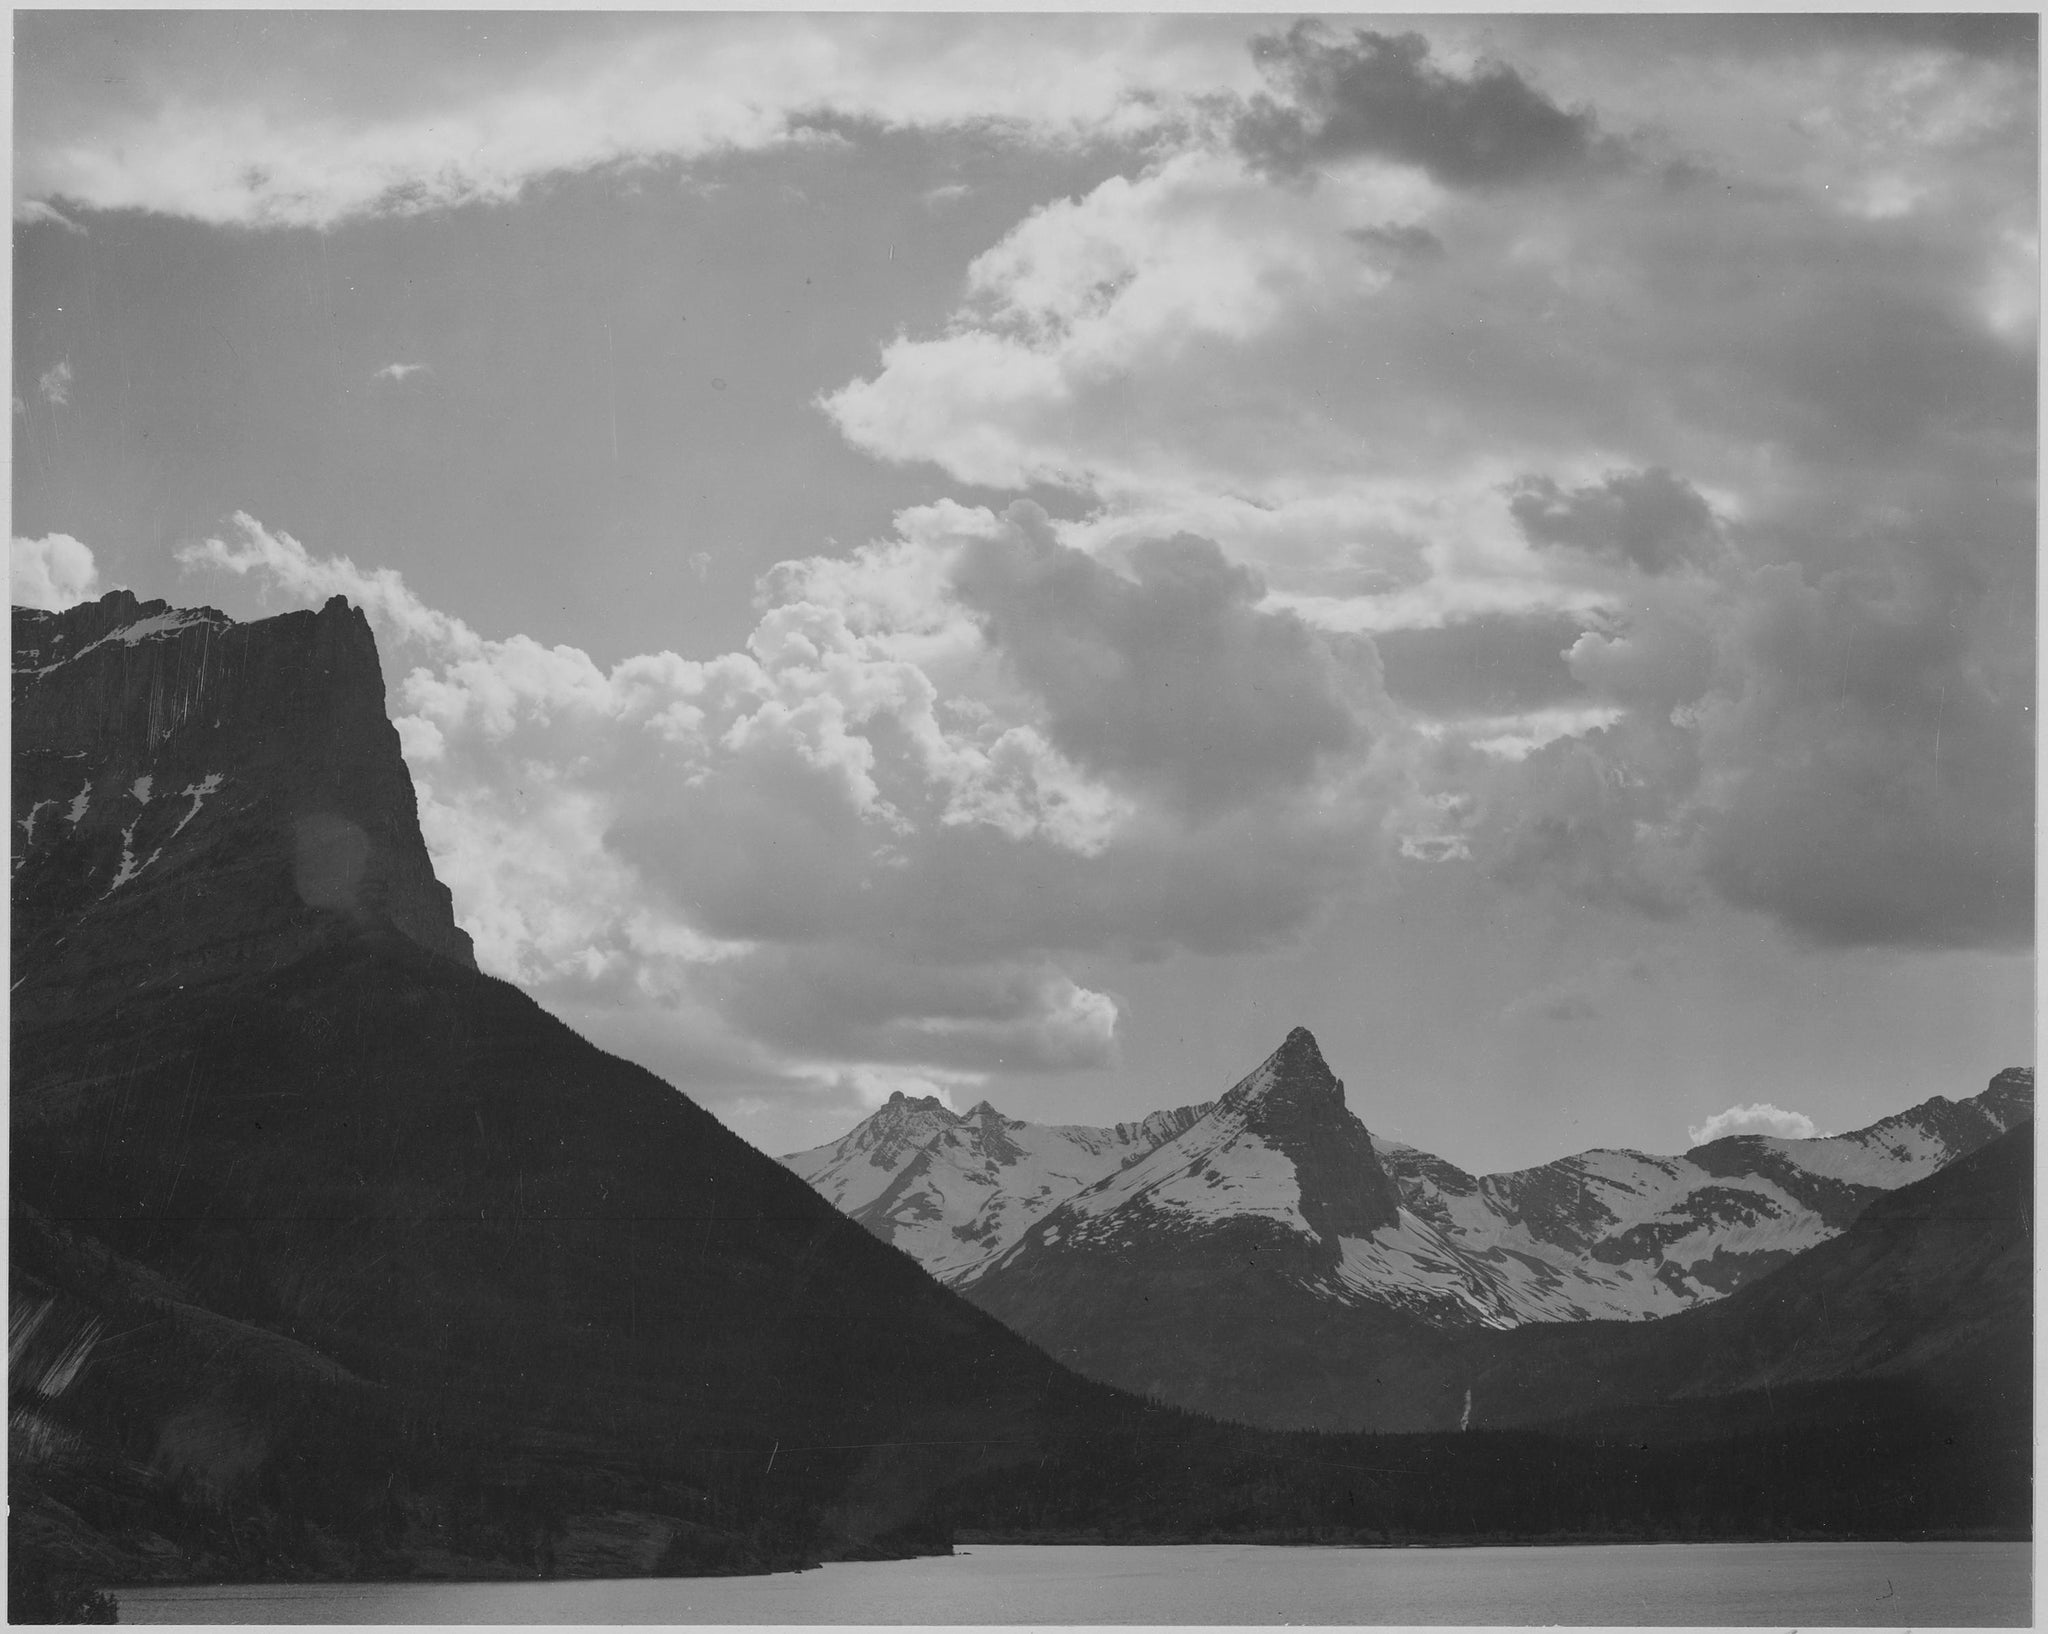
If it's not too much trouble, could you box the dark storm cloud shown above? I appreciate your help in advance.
[1236,23,1605,188]
[1478,539,2034,953]
[1483,720,1695,922]
[1509,468,1722,576]
[1372,613,1588,717]
[1700,553,2035,952]
[952,502,1360,816]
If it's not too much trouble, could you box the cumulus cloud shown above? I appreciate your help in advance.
[1695,551,2033,950]
[11,533,100,611]
[819,21,2031,957]
[16,14,1259,230]
[1374,613,1588,718]
[37,361,73,406]
[120,17,2033,1127]
[952,503,1363,815]
[179,509,1412,1121]
[1235,24,1606,188]
[1468,535,2034,951]
[1687,1102,1820,1146]
[1509,467,1722,576]
[826,69,2029,660]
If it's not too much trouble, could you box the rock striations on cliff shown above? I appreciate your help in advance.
[14,590,473,1023]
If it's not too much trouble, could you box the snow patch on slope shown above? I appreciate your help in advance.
[1061,1107,1308,1237]
[170,773,225,839]
[784,1096,1215,1285]
[1756,1125,1954,1187]
[17,799,54,847]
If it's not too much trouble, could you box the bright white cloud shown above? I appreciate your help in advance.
[1687,1102,1820,1146]
[821,26,2033,955]
[12,533,100,611]
[178,509,1418,1122]
[17,15,1260,230]
[373,362,428,383]
[86,15,2032,1123]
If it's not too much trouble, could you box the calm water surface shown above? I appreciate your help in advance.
[114,1540,2029,1625]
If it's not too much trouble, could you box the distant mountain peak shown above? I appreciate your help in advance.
[783,1092,1217,1285]
[1227,1026,1347,1117]
[1217,1029,1398,1240]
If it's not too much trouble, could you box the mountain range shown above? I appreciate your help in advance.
[10,590,2033,1612]
[790,1026,2030,1428]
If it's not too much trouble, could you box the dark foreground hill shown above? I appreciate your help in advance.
[961,1027,2029,1433]
[11,593,1145,1604]
[930,1128,2033,1545]
[1467,1122,2034,1435]
[9,592,2031,1618]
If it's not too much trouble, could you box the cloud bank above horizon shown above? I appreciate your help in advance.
[19,12,2036,1148]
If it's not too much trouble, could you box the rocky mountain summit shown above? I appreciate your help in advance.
[794,1027,2031,1335]
[792,1024,2030,1427]
[9,593,1158,1591]
[14,590,473,1024]
[10,589,2028,1562]
[994,1027,1405,1270]
[785,1093,1211,1285]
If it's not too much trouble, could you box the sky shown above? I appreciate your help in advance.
[12,10,2037,1174]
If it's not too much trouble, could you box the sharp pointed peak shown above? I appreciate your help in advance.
[1221,1025,1346,1115]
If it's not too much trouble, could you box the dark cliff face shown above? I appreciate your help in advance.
[12,591,1144,1589]
[1234,1027,1404,1240]
[13,590,474,1018]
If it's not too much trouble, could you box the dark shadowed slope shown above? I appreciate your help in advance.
[966,1022,2029,1434]
[1468,1119,2034,1434]
[10,593,1141,1593]
[965,1028,1464,1432]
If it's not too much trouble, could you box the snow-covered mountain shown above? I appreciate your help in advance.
[783,1094,1211,1284]
[791,1026,2032,1332]
[1013,1027,1402,1262]
[1360,1067,2035,1326]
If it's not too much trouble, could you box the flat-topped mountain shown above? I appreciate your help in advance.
[9,593,1156,1589]
[11,590,2030,1591]
[14,591,474,1024]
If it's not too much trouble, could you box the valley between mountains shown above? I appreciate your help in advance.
[9,592,2034,1613]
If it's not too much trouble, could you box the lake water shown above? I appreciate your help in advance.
[113,1540,2029,1625]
